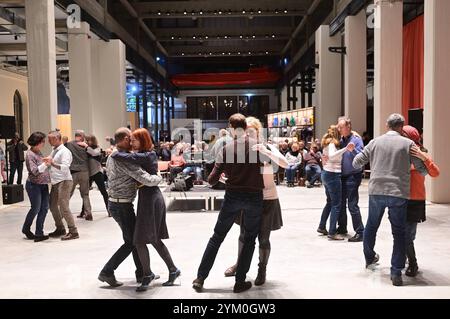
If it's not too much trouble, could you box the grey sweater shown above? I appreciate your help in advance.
[353,131,427,199]
[65,141,89,172]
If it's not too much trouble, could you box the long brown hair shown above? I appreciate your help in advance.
[86,134,99,149]
[321,125,340,148]
[132,128,154,152]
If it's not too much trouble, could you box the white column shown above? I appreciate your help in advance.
[91,40,127,149]
[68,22,94,137]
[315,25,342,138]
[25,0,57,139]
[373,0,403,137]
[423,0,450,203]
[345,10,367,135]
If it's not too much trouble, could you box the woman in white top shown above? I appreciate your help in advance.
[317,125,354,240]
[285,142,303,187]
[224,117,288,286]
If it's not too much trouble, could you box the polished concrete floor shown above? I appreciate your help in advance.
[1,178,450,299]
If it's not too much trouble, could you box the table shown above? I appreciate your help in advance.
[162,185,225,211]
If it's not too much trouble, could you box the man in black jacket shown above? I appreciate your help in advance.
[7,133,28,185]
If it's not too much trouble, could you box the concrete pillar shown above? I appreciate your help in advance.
[68,22,94,137]
[315,25,342,138]
[373,0,403,137]
[423,0,450,203]
[25,0,57,142]
[345,10,367,135]
[91,40,127,149]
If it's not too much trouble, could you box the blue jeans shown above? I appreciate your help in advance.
[23,181,49,236]
[364,195,408,277]
[183,166,203,181]
[305,164,321,184]
[339,173,364,235]
[197,191,263,283]
[102,202,143,277]
[319,171,342,235]
[285,164,300,183]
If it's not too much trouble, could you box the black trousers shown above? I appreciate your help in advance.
[82,172,109,213]
[8,161,23,185]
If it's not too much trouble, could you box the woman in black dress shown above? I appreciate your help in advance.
[112,128,180,292]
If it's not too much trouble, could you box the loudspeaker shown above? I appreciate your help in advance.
[408,109,423,135]
[0,116,16,139]
[2,184,24,204]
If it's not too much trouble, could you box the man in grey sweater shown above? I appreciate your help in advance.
[352,114,426,287]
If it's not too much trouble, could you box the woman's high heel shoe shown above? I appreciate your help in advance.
[136,273,155,292]
[162,269,181,287]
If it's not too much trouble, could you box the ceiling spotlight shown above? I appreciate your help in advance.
[275,9,279,14]
[193,36,196,39]
[205,35,209,39]
[156,56,161,62]
[284,9,288,14]
[178,36,182,40]
[199,10,203,15]
[191,11,195,15]
[252,35,256,38]
[265,51,269,55]
[209,52,212,55]
[272,34,276,38]
[166,12,170,16]
[239,35,243,39]
[198,53,202,56]
[157,11,161,16]
[222,52,225,55]
[248,51,251,55]
[224,35,228,39]
[218,10,223,14]
[228,10,232,15]
[242,10,246,14]
[181,53,185,56]
[171,36,175,40]
[258,9,262,14]
[183,10,187,15]
[228,52,231,55]
[214,10,218,15]
[250,9,254,14]
[238,52,241,55]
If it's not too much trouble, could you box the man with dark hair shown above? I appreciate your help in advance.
[353,113,427,286]
[7,132,28,185]
[193,113,267,294]
[98,127,162,287]
[66,130,93,221]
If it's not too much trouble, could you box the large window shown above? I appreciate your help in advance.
[218,96,238,120]
[186,96,217,120]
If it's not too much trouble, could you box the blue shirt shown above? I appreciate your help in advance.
[341,133,364,176]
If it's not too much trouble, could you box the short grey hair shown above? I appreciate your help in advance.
[48,130,61,140]
[338,116,352,127]
[74,130,85,138]
[386,113,405,130]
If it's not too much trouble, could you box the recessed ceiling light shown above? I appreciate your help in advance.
[248,51,251,55]
[181,53,185,56]
[272,34,276,38]
[284,9,288,14]
[265,51,269,54]
[171,36,174,40]
[258,9,262,14]
[166,12,170,16]
[199,11,203,15]
[224,35,228,39]
[205,35,209,39]
[252,35,256,38]
[157,11,161,16]
[218,10,223,14]
[222,52,225,55]
[242,10,246,14]
[240,35,243,39]
[183,10,187,15]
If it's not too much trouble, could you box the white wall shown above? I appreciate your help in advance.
[0,69,30,139]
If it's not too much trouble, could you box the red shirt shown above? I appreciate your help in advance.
[410,158,440,201]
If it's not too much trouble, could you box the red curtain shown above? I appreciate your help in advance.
[171,67,281,87]
[402,15,424,121]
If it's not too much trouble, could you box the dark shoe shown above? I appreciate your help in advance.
[406,263,419,277]
[254,266,266,286]
[327,234,345,241]
[192,278,204,293]
[77,212,86,219]
[337,228,348,235]
[366,253,380,268]
[224,265,237,277]
[22,230,36,240]
[233,281,252,293]
[317,228,328,236]
[136,273,156,292]
[162,269,181,287]
[98,273,123,287]
[348,233,363,242]
[48,228,66,238]
[61,232,79,241]
[391,275,403,286]
[137,274,160,283]
[34,235,49,242]
[85,214,93,221]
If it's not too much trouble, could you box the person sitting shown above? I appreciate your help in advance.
[279,142,290,156]
[183,145,204,185]
[168,144,186,183]
[303,143,322,188]
[159,142,171,161]
[285,142,303,187]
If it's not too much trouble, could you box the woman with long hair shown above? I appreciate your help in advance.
[22,132,51,242]
[317,125,354,240]
[402,125,440,277]
[224,117,288,286]
[285,142,303,187]
[78,134,110,219]
[111,128,180,292]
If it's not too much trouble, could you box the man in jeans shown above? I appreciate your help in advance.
[353,114,426,286]
[65,131,93,221]
[193,113,266,294]
[7,133,28,185]
[45,131,79,241]
[98,127,162,287]
[337,117,365,242]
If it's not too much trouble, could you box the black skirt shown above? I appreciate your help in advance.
[407,200,426,223]
[235,199,283,232]
[134,186,169,244]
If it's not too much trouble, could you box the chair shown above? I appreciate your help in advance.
[158,161,170,183]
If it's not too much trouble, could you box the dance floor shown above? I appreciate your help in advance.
[1,179,450,299]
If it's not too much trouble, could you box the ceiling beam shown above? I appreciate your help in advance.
[168,43,283,57]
